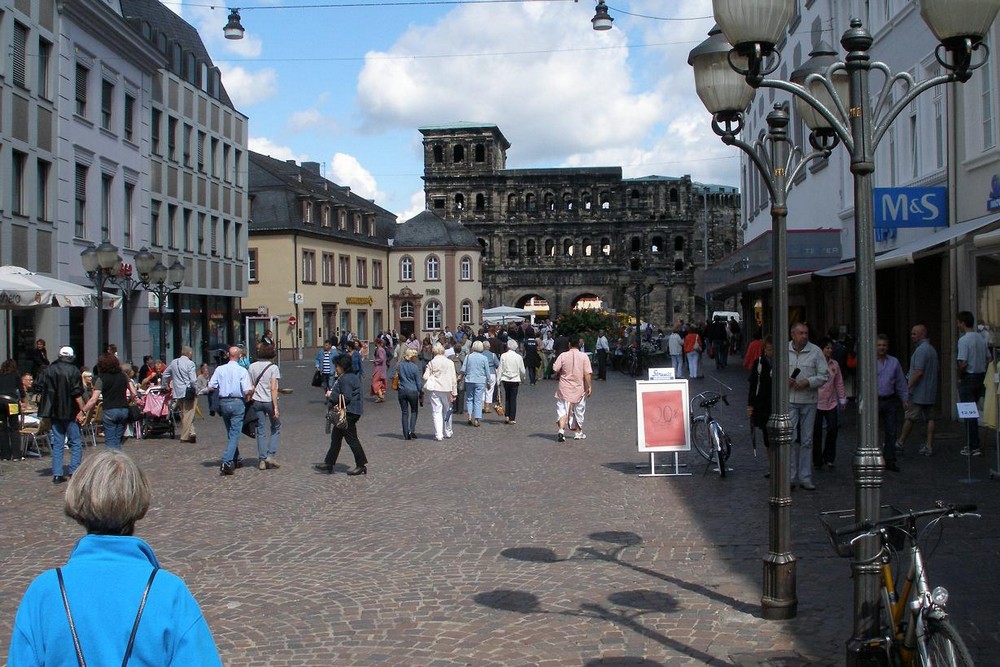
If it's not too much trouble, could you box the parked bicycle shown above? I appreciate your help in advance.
[820,502,980,666]
[690,379,734,477]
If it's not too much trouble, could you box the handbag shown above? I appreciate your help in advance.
[127,404,143,422]
[242,363,274,438]
[329,393,349,432]
[391,369,400,391]
[57,566,159,667]
[312,369,323,387]
[184,383,197,400]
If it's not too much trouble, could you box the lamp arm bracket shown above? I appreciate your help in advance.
[784,146,832,195]
[726,136,779,202]
[759,77,853,152]
[870,66,956,149]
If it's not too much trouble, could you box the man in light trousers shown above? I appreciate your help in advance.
[787,322,829,491]
[163,346,199,443]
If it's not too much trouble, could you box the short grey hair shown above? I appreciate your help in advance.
[472,341,485,353]
[64,450,151,536]
[432,343,446,355]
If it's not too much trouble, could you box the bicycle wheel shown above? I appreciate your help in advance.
[691,415,713,460]
[710,421,728,478]
[919,617,974,667]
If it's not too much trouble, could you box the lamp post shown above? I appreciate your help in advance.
[691,0,1000,661]
[623,264,655,377]
[135,247,187,361]
[114,263,145,365]
[80,241,122,361]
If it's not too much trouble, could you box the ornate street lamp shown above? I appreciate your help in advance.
[692,0,1000,660]
[80,241,122,361]
[223,8,245,40]
[135,247,187,361]
[591,1,613,31]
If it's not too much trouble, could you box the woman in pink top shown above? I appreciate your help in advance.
[813,337,847,469]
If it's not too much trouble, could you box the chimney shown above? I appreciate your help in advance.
[302,161,322,176]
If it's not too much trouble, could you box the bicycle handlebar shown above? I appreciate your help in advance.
[832,503,978,538]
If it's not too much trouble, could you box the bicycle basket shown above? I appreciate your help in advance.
[819,505,905,559]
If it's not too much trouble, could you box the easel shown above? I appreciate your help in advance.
[636,451,689,477]
[957,401,981,484]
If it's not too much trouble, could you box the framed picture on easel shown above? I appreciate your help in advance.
[636,380,690,453]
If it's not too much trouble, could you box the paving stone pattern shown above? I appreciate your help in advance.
[1,360,997,665]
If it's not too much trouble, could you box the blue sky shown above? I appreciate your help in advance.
[169,0,738,220]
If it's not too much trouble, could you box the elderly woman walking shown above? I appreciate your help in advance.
[423,343,458,441]
[8,450,222,665]
[396,348,423,440]
[461,340,491,427]
[499,339,527,424]
[317,354,368,476]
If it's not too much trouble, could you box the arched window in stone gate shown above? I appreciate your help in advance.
[545,239,555,257]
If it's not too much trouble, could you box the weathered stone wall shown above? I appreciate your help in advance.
[420,125,740,328]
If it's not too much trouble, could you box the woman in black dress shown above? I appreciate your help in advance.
[0,359,25,460]
[316,354,368,476]
[747,336,774,450]
[522,327,541,385]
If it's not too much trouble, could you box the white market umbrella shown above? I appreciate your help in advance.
[0,266,121,308]
[482,305,532,324]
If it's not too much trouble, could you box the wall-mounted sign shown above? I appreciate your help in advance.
[988,175,1000,212]
[346,296,374,306]
[425,288,440,295]
[873,187,947,228]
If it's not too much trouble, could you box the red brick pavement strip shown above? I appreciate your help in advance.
[1,360,997,665]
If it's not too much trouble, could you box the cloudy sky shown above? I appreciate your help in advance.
[173,0,737,220]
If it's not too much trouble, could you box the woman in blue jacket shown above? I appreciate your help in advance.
[317,353,368,476]
[396,348,424,440]
[461,340,491,427]
[8,449,222,666]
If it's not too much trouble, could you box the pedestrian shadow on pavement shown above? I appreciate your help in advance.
[472,587,705,665]
[498,531,758,618]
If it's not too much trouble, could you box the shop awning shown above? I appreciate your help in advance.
[814,213,1000,278]
[747,271,814,292]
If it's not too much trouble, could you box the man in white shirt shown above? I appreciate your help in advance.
[163,346,198,443]
[595,330,610,381]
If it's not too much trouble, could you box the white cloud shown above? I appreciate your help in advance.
[288,108,339,134]
[248,137,309,163]
[329,153,385,203]
[396,190,428,223]
[218,64,278,108]
[351,0,736,186]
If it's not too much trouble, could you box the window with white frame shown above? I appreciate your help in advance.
[982,53,995,150]
[424,301,442,330]
[400,256,414,281]
[460,256,472,280]
[426,255,440,281]
[322,252,335,285]
[248,248,258,282]
[302,249,316,283]
[356,258,368,287]
[400,301,414,319]
[461,301,472,324]
[339,255,351,285]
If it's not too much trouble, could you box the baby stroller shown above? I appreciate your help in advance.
[140,385,176,439]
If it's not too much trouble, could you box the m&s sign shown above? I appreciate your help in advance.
[873,187,947,228]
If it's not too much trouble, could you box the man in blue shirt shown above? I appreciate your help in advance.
[315,340,337,389]
[898,324,939,456]
[208,346,252,476]
[956,310,989,456]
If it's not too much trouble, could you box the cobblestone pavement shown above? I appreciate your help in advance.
[2,359,998,665]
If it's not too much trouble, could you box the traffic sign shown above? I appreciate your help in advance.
[288,316,297,327]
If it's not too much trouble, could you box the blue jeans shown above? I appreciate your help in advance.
[671,354,684,377]
[789,402,817,484]
[49,418,83,477]
[465,382,484,419]
[219,398,245,465]
[398,389,419,436]
[253,400,281,460]
[102,407,130,450]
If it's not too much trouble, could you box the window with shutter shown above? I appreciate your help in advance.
[75,165,88,238]
[75,65,89,116]
[13,23,28,88]
[101,80,114,130]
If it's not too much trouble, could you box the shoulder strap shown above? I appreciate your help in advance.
[252,363,275,388]
[57,566,159,667]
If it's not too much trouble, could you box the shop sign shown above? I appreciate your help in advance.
[873,187,947,228]
[346,296,373,305]
[988,175,1000,212]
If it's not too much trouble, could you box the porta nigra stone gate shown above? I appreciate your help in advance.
[420,124,741,327]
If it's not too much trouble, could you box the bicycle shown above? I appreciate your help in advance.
[619,347,640,377]
[689,381,733,477]
[820,502,980,666]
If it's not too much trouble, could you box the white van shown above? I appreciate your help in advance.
[711,311,742,323]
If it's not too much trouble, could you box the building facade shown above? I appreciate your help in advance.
[710,0,1000,409]
[389,210,482,337]
[247,152,398,357]
[419,124,741,328]
[0,0,247,368]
